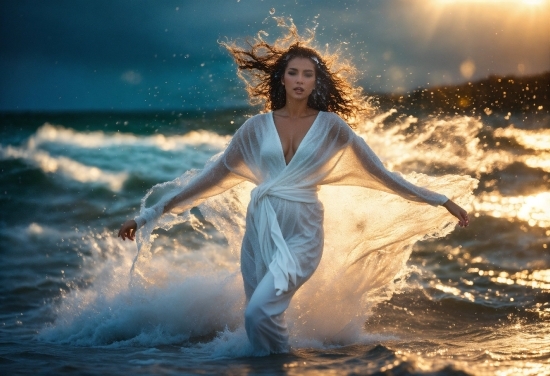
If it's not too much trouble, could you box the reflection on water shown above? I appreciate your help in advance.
[468,267,550,291]
[495,126,550,151]
[3,108,550,375]
[473,192,550,228]
[430,281,476,301]
[521,152,550,172]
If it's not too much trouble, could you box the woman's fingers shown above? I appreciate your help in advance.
[118,226,127,240]
[444,200,469,227]
[118,220,137,241]
[120,227,133,241]
[127,227,135,241]
[462,210,469,227]
[457,208,469,227]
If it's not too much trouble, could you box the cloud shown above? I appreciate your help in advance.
[1,0,548,110]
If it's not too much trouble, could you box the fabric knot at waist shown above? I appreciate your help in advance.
[251,184,318,206]
[250,184,318,296]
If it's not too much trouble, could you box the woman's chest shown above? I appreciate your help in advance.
[273,117,316,165]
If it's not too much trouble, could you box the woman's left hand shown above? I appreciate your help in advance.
[443,199,469,227]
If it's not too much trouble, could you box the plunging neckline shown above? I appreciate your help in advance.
[269,111,321,166]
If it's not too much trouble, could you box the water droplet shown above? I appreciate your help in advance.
[270,8,275,15]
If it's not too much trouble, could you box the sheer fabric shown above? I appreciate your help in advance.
[135,112,450,292]
[132,111,477,352]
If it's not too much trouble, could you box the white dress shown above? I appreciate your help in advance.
[133,111,476,354]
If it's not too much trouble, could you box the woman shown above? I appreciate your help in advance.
[118,32,469,355]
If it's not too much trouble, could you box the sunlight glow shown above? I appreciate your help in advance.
[436,0,544,4]
[488,269,550,290]
[420,0,549,86]
[523,153,550,172]
[473,192,550,228]
[431,281,476,301]
[494,126,550,151]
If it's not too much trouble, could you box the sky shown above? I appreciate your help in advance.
[1,0,549,111]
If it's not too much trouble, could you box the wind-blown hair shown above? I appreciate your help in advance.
[221,18,369,126]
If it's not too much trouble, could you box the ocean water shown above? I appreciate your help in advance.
[1,107,549,375]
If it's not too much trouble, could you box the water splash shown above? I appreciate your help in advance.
[357,112,502,176]
[35,111,550,354]
[39,229,244,347]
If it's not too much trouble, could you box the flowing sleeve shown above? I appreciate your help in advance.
[134,119,256,228]
[319,113,448,206]
[350,131,448,206]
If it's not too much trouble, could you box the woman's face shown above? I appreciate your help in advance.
[281,57,316,102]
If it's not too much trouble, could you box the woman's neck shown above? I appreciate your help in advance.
[277,99,315,118]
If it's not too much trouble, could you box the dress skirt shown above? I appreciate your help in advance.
[240,196,324,354]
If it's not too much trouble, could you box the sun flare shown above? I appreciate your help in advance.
[435,0,545,4]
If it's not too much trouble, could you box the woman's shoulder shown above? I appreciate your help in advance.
[233,112,271,138]
[317,111,357,144]
[319,111,351,129]
[241,112,271,127]
[317,110,341,122]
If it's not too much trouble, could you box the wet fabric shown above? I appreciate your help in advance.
[135,112,448,291]
[133,111,473,353]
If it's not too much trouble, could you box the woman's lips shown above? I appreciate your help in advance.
[293,87,304,94]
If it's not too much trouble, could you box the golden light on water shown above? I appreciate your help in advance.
[522,153,550,172]
[473,192,550,228]
[468,268,550,290]
[494,126,550,151]
[466,268,550,320]
[492,125,550,172]
[431,281,476,301]
[432,268,550,303]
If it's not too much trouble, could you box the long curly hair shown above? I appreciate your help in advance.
[221,18,369,126]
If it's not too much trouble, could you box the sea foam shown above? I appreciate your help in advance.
[37,111,550,354]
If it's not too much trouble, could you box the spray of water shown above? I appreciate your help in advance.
[34,111,549,353]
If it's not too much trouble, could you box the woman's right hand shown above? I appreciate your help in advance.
[118,219,137,241]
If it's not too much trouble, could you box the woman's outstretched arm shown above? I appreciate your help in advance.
[348,129,470,227]
[162,159,233,214]
[116,115,256,242]
[117,159,235,242]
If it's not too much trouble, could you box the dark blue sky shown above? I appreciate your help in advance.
[1,0,548,111]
